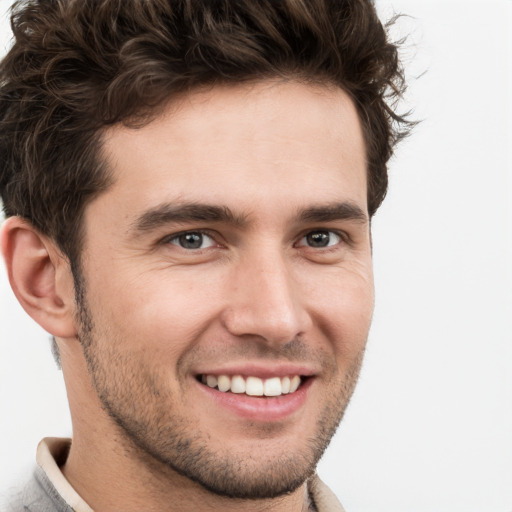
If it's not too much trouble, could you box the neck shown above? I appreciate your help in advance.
[62,432,312,512]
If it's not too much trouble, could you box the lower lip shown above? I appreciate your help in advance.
[197,378,313,422]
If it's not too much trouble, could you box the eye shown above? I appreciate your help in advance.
[168,231,216,250]
[297,230,342,248]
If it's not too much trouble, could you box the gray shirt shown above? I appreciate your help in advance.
[7,465,74,512]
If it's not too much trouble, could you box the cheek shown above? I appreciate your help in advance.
[86,265,224,352]
[307,265,374,355]
[84,250,373,361]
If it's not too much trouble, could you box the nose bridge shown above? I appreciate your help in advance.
[223,245,310,344]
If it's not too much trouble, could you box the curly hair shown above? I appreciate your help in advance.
[0,0,411,265]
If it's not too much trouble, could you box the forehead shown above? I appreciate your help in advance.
[97,80,367,223]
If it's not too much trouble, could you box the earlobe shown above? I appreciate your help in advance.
[0,217,78,338]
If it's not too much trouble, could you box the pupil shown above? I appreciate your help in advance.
[180,233,202,249]
[307,231,329,247]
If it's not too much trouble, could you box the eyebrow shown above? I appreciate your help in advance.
[131,202,249,234]
[131,200,368,236]
[298,202,368,224]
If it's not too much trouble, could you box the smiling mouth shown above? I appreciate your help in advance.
[197,374,305,397]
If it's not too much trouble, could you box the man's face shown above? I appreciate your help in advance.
[76,80,373,498]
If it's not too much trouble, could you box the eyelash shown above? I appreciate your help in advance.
[295,229,349,250]
[162,230,218,251]
[162,229,349,251]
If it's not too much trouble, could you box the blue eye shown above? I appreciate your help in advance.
[298,230,342,248]
[169,232,216,250]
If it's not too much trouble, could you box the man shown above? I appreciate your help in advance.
[0,0,410,510]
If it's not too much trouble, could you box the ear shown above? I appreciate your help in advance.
[0,216,78,338]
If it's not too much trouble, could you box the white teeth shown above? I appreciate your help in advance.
[281,376,291,394]
[217,375,230,392]
[206,375,218,388]
[231,375,246,394]
[246,376,264,396]
[201,374,303,396]
[290,375,301,393]
[264,377,282,397]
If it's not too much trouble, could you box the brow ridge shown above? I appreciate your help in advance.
[298,202,368,224]
[132,202,249,233]
[131,200,368,236]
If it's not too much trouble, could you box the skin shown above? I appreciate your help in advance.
[1,80,374,512]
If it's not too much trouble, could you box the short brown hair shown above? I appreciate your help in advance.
[0,0,411,264]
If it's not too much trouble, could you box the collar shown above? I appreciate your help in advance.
[36,437,93,512]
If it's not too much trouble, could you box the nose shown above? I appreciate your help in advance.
[221,249,312,345]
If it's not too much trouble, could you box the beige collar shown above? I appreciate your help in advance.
[308,474,346,512]
[36,438,93,512]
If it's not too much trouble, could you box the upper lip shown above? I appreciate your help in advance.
[194,362,317,380]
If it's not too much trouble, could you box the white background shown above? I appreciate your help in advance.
[1,1,511,510]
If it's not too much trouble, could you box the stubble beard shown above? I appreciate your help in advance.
[74,278,365,500]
